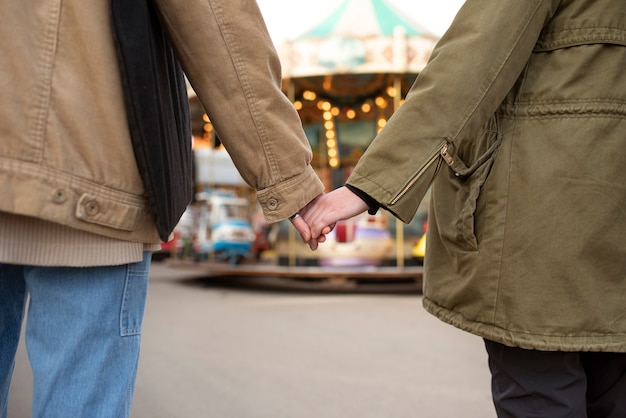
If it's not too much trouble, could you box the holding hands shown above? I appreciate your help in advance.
[290,186,370,250]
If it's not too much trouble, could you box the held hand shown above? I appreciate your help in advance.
[289,194,328,250]
[300,186,369,248]
[289,212,328,251]
[289,212,314,242]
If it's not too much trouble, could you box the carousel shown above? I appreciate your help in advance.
[279,0,437,179]
[168,0,439,287]
[273,0,438,268]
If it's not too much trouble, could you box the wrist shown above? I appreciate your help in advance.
[344,184,380,215]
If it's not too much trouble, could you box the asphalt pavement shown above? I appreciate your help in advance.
[8,261,496,418]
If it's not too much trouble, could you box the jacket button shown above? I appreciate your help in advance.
[52,189,67,204]
[267,198,278,211]
[85,201,99,216]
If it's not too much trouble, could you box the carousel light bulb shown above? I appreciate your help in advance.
[377,118,387,128]
[326,139,336,148]
[329,157,339,168]
[387,86,397,97]
[325,130,335,139]
[324,121,334,130]
[331,107,340,116]
[323,111,333,120]
[293,100,303,110]
[328,148,337,158]
[361,103,371,113]
[303,90,317,101]
[375,96,387,108]
[346,109,356,119]
[321,101,331,111]
[202,113,210,123]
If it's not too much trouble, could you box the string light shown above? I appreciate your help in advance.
[377,117,387,132]
[290,79,412,168]
[302,90,317,101]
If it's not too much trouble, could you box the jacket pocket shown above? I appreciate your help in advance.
[436,115,502,251]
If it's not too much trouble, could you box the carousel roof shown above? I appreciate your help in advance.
[280,0,439,77]
[296,0,434,40]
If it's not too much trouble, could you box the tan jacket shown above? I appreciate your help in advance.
[348,0,626,351]
[0,0,323,244]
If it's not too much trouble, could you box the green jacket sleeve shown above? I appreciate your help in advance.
[347,0,560,222]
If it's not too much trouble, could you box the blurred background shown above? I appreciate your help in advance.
[167,0,465,270]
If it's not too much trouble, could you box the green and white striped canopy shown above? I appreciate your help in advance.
[296,0,432,40]
[280,0,439,77]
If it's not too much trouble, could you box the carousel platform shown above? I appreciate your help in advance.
[163,259,423,292]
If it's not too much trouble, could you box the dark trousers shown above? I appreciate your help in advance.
[484,339,626,418]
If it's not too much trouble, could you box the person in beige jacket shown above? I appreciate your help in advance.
[302,0,626,416]
[0,0,323,416]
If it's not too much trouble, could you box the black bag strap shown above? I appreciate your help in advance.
[110,0,193,242]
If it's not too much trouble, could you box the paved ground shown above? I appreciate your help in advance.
[8,261,495,418]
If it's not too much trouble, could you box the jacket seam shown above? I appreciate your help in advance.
[489,121,517,337]
[0,159,149,206]
[30,0,62,163]
[426,297,626,339]
[536,27,626,50]
[209,2,279,184]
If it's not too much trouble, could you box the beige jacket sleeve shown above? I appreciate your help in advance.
[153,0,324,223]
[347,0,560,222]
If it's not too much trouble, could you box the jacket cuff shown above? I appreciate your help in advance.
[256,166,324,223]
[345,184,380,215]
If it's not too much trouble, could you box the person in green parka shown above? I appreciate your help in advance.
[300,0,626,416]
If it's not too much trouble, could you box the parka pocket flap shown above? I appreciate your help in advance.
[443,134,501,179]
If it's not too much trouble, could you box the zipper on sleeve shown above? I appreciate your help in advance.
[390,141,449,205]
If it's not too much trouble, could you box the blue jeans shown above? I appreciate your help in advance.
[0,253,151,418]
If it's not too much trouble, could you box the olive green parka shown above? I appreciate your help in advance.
[347,0,626,351]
